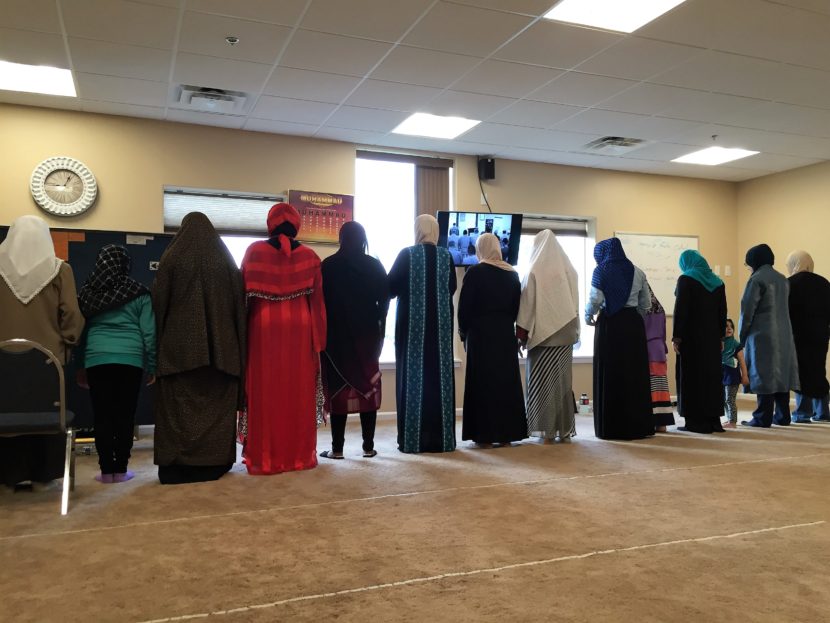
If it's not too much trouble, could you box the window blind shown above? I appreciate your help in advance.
[521,214,589,237]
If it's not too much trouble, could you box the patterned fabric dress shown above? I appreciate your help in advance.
[388,243,456,453]
[525,327,578,440]
[644,285,675,427]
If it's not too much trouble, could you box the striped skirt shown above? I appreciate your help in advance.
[649,361,675,426]
[526,345,575,440]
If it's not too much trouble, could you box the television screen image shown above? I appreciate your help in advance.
[437,211,523,266]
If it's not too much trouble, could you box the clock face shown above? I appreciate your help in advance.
[30,157,97,217]
[44,169,84,204]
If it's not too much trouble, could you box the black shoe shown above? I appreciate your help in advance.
[741,420,769,427]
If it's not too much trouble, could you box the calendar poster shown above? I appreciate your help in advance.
[288,190,354,244]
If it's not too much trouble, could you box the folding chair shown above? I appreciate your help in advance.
[0,338,75,515]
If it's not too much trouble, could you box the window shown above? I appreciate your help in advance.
[515,220,594,358]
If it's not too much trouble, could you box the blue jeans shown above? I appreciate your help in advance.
[747,393,791,427]
[793,392,830,421]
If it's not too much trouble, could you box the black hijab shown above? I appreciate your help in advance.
[78,245,149,318]
[746,244,774,271]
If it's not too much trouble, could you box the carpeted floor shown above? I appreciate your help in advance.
[1,413,828,623]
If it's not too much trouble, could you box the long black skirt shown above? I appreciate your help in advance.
[0,434,66,487]
[593,308,655,440]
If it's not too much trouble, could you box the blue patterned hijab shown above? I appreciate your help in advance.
[591,238,635,316]
[679,249,723,292]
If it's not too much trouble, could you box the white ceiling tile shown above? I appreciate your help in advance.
[488,100,582,128]
[601,83,764,124]
[494,20,622,70]
[669,124,830,159]
[495,146,571,164]
[459,122,598,151]
[370,133,464,152]
[178,12,292,64]
[616,142,699,162]
[371,46,482,88]
[772,65,830,110]
[70,39,172,82]
[301,0,433,42]
[325,105,410,132]
[62,0,179,48]
[449,0,559,15]
[576,37,703,81]
[452,60,563,98]
[186,0,307,25]
[250,96,337,124]
[3,0,61,33]
[552,109,651,136]
[403,2,532,57]
[0,91,82,110]
[0,28,69,68]
[79,100,165,119]
[423,90,514,120]
[174,53,272,93]
[244,118,319,135]
[344,80,442,112]
[528,72,637,107]
[280,30,392,77]
[627,116,703,142]
[651,50,786,100]
[721,152,824,172]
[165,109,246,128]
[263,68,361,103]
[730,102,830,138]
[75,73,168,106]
[313,127,388,144]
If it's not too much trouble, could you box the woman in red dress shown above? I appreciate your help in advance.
[241,203,326,474]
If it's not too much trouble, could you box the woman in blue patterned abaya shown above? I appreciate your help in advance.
[388,214,457,453]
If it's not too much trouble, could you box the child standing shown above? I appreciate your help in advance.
[722,318,749,429]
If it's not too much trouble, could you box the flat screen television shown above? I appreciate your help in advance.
[437,211,523,266]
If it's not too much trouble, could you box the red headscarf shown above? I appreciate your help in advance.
[267,202,301,257]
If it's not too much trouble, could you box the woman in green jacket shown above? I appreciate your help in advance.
[77,245,156,484]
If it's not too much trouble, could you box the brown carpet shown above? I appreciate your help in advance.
[1,413,828,623]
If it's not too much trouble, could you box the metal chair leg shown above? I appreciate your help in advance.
[69,428,76,492]
[61,429,72,515]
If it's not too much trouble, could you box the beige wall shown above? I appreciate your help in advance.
[737,160,830,286]
[3,104,741,411]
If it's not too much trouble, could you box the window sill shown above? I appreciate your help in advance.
[379,359,462,370]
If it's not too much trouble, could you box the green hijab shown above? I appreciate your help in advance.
[679,249,723,292]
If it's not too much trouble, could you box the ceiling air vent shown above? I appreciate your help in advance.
[583,136,646,156]
[174,85,248,114]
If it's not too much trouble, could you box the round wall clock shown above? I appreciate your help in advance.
[30,156,98,217]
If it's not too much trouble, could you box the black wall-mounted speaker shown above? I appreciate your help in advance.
[477,157,495,181]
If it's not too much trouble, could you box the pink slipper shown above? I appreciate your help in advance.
[95,473,114,484]
[112,471,135,483]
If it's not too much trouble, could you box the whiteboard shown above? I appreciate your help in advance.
[615,232,699,316]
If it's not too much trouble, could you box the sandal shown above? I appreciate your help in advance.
[363,449,377,458]
[320,450,344,460]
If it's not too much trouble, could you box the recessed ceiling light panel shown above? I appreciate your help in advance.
[0,60,76,97]
[392,112,481,140]
[544,0,688,33]
[671,146,760,166]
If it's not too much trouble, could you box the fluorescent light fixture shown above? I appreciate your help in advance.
[0,60,76,97]
[392,112,480,139]
[672,146,760,166]
[544,0,688,33]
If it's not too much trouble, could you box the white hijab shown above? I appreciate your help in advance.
[415,214,439,245]
[517,230,579,350]
[786,250,814,276]
[0,215,62,304]
[476,233,513,272]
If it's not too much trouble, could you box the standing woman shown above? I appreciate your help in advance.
[242,203,326,473]
[672,250,727,434]
[459,233,526,447]
[152,213,246,484]
[0,216,84,488]
[786,251,830,423]
[320,221,389,460]
[644,284,675,432]
[585,237,653,440]
[389,214,456,453]
[516,230,579,443]
[740,244,800,427]
[77,245,156,483]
